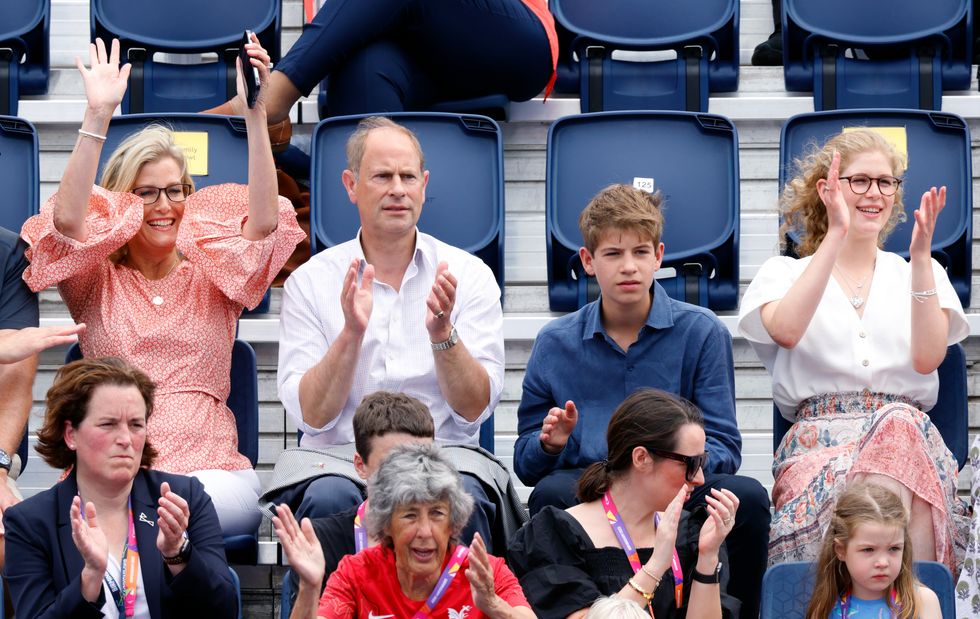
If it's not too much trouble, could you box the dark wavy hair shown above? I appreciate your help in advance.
[36,357,159,469]
[577,389,703,502]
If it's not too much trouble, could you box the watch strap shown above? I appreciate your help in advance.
[0,449,11,471]
[692,563,722,584]
[162,535,190,565]
[430,326,458,351]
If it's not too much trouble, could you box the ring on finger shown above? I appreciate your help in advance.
[435,311,445,319]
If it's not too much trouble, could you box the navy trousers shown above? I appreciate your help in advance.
[275,0,553,116]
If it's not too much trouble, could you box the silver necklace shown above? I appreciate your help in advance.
[148,256,182,306]
[834,262,874,309]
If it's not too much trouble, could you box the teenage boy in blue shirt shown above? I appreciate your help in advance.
[514,184,769,618]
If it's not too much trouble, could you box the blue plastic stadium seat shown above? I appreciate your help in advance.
[760,561,955,618]
[546,111,739,311]
[66,339,261,562]
[0,116,39,232]
[96,113,271,314]
[782,0,972,110]
[780,109,973,308]
[309,112,505,291]
[90,0,281,114]
[772,344,969,470]
[0,1,50,115]
[550,0,738,112]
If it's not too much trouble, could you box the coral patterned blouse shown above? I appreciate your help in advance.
[21,184,305,473]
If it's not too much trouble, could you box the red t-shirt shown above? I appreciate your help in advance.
[317,545,529,619]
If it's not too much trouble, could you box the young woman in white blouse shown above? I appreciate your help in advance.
[737,129,968,573]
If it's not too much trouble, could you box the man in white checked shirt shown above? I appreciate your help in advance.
[274,116,505,548]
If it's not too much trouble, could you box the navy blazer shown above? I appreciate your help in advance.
[3,468,238,619]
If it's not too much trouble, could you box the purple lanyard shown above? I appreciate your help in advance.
[410,544,470,619]
[353,500,368,553]
[839,587,900,618]
[601,491,684,608]
[82,495,139,617]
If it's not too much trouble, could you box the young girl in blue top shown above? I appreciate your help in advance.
[806,482,941,618]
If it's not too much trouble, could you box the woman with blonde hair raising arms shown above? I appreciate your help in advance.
[19,37,305,537]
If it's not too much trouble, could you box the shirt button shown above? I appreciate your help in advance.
[626,365,634,372]
[859,332,866,338]
[862,359,869,367]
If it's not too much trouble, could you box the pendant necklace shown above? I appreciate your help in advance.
[149,255,182,306]
[834,261,875,309]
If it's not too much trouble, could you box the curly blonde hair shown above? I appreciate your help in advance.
[780,129,907,257]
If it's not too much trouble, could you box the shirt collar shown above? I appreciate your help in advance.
[582,280,675,340]
[354,227,430,274]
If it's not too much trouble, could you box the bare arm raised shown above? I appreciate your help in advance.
[760,151,849,348]
[231,34,280,241]
[56,38,131,241]
[908,186,951,373]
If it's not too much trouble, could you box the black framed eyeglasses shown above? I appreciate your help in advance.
[839,174,902,196]
[132,183,192,205]
[647,448,708,482]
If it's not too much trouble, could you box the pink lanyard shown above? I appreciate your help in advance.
[353,500,368,553]
[410,544,470,619]
[839,587,900,618]
[82,495,140,617]
[601,491,684,608]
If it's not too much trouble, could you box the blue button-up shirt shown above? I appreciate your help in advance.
[514,282,740,485]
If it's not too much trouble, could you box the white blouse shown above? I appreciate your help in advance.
[738,250,968,420]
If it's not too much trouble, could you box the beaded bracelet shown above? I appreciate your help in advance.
[640,565,664,589]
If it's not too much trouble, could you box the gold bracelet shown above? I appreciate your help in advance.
[627,577,654,602]
[640,565,663,589]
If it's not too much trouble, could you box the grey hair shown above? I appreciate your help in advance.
[367,443,473,547]
[585,596,650,619]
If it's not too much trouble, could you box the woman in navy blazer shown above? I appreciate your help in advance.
[3,357,237,619]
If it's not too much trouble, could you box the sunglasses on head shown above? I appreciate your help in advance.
[647,448,708,482]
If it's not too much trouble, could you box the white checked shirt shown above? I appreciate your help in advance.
[277,230,504,447]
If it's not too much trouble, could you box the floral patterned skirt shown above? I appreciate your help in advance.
[769,391,966,574]
[955,436,980,617]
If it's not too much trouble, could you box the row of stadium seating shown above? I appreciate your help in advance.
[1,1,977,117]
[2,107,973,310]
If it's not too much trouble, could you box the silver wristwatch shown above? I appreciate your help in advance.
[430,326,459,352]
[0,449,11,472]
